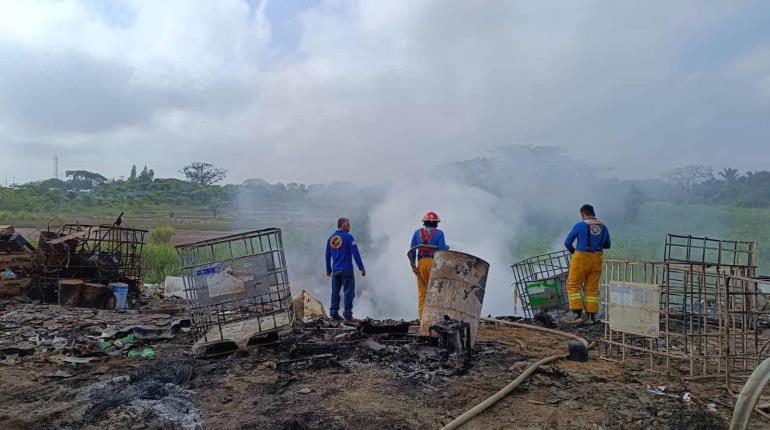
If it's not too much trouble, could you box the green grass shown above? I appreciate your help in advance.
[142,243,181,284]
[142,226,181,284]
[149,224,175,245]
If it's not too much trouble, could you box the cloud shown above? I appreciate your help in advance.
[1,0,770,183]
[0,43,156,133]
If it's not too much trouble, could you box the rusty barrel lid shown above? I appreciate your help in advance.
[58,279,84,286]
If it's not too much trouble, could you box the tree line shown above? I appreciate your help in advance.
[1,156,770,217]
[660,165,770,208]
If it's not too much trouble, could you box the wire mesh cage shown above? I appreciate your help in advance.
[511,250,571,318]
[601,235,765,380]
[176,228,294,353]
[31,224,147,302]
[664,234,756,267]
[723,275,770,375]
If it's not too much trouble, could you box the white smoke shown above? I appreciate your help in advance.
[361,178,523,319]
[238,146,632,320]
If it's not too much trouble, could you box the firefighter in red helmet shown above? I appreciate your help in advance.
[407,211,449,320]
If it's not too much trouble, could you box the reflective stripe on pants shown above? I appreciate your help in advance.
[566,251,603,313]
[416,258,433,320]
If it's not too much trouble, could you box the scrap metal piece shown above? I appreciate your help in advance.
[430,316,471,356]
[360,319,410,335]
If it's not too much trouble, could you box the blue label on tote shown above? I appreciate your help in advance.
[196,266,221,277]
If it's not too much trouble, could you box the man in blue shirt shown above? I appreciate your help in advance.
[407,211,449,320]
[325,217,366,321]
[564,204,611,324]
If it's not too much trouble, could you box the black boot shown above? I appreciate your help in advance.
[564,310,583,325]
[586,313,597,325]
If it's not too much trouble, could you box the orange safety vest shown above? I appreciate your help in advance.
[419,228,437,257]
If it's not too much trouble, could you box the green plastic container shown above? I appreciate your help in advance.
[525,278,564,310]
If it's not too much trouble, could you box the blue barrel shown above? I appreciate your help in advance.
[109,282,129,310]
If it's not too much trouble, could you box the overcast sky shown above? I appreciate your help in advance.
[1,0,769,185]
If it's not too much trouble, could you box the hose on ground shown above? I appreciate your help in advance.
[730,356,770,430]
[440,318,593,430]
[480,317,589,348]
[440,353,567,430]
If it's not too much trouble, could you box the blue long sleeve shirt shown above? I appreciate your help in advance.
[325,230,365,273]
[564,218,611,253]
[408,227,448,267]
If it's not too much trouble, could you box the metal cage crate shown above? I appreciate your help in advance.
[176,228,295,354]
[511,250,572,318]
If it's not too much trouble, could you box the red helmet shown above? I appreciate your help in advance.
[422,211,441,223]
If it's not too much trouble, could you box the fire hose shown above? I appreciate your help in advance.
[730,356,770,430]
[440,318,592,430]
[481,317,589,348]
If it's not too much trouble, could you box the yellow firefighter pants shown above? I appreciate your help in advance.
[416,258,433,320]
[566,251,603,314]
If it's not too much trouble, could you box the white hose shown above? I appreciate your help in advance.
[730,356,770,430]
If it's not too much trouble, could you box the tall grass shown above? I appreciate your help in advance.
[142,225,181,284]
[149,224,175,245]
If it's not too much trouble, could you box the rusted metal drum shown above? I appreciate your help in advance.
[58,279,84,307]
[81,282,109,308]
[419,250,490,345]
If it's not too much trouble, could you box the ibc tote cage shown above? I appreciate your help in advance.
[176,228,294,346]
[511,250,572,318]
[600,234,769,380]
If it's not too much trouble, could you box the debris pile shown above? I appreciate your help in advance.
[33,224,147,304]
[70,360,201,429]
[0,225,34,297]
[0,290,736,430]
[0,300,189,365]
[0,223,149,309]
[259,317,499,387]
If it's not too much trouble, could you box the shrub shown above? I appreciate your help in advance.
[149,225,175,245]
[142,242,181,284]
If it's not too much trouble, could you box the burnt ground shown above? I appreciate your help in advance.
[0,299,766,430]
